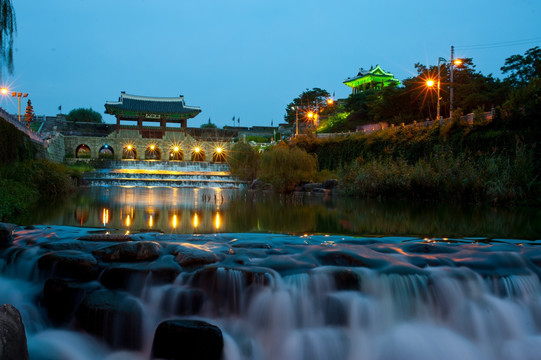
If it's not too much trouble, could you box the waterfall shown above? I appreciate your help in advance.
[1,228,540,359]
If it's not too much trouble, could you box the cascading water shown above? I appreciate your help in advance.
[1,226,541,359]
[83,160,246,188]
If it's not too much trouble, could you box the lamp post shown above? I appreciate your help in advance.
[11,92,28,122]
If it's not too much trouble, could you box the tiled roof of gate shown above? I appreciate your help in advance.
[105,92,201,115]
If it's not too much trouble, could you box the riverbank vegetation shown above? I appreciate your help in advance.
[234,48,540,205]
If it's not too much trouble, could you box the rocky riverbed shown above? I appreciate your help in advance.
[1,222,541,359]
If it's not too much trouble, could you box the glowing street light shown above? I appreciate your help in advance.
[0,87,8,95]
[426,79,435,88]
[11,92,28,122]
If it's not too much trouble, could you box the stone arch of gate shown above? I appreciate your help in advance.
[64,133,231,162]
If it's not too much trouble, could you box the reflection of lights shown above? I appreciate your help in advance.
[102,208,109,226]
[193,213,199,228]
[126,215,131,227]
[149,215,153,228]
[215,212,221,230]
[172,214,178,229]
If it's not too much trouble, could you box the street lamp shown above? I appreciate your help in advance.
[11,92,28,122]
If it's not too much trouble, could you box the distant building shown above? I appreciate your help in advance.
[105,92,201,138]
[343,65,400,94]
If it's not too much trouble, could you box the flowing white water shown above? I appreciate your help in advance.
[1,229,541,359]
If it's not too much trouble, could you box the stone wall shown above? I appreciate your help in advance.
[64,130,231,162]
[45,133,66,163]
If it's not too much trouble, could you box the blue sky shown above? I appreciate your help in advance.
[1,0,540,127]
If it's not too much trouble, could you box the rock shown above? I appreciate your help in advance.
[0,223,16,248]
[312,187,330,195]
[92,241,161,262]
[174,248,221,268]
[160,287,205,316]
[315,249,387,268]
[151,320,223,360]
[77,234,135,242]
[332,269,361,290]
[249,179,272,191]
[100,259,181,293]
[37,250,99,281]
[75,289,143,350]
[302,183,323,192]
[0,304,29,360]
[402,243,458,254]
[42,279,87,326]
[323,179,339,190]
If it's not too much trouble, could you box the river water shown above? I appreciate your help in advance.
[20,186,541,239]
[2,186,541,359]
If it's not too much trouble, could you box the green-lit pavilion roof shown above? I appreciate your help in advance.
[343,65,400,89]
[105,92,201,119]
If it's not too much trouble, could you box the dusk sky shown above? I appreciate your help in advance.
[1,0,540,128]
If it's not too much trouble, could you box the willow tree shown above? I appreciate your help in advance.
[0,0,16,75]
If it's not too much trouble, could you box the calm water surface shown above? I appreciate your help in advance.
[24,186,541,239]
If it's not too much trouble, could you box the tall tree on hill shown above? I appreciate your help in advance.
[0,0,16,77]
[66,108,103,123]
[284,88,331,125]
[501,46,541,88]
[24,99,34,127]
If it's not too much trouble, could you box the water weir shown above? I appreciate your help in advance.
[83,160,246,188]
[1,225,541,359]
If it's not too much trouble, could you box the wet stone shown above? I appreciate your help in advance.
[42,279,88,326]
[75,289,143,350]
[92,241,161,262]
[37,250,99,281]
[0,223,16,248]
[77,234,135,242]
[0,304,29,360]
[174,248,221,268]
[402,243,459,254]
[315,249,387,269]
[151,319,223,360]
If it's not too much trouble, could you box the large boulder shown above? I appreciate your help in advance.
[42,279,87,326]
[0,223,16,248]
[75,289,143,350]
[92,241,161,262]
[37,250,99,281]
[151,320,223,360]
[0,304,29,360]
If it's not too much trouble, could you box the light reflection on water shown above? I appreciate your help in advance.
[22,186,541,238]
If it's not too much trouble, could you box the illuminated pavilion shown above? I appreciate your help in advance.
[105,92,201,138]
[343,65,400,94]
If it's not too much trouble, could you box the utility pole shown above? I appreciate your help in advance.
[450,45,455,119]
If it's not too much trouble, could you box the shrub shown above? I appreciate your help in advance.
[259,144,317,193]
[227,142,261,182]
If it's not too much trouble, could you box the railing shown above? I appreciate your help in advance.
[0,107,46,146]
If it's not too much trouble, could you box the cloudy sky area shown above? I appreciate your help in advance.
[1,0,540,127]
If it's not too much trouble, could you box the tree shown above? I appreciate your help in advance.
[284,88,331,124]
[66,108,102,123]
[501,46,541,88]
[201,118,217,129]
[24,99,34,127]
[0,0,16,75]
[227,141,260,182]
[259,144,317,193]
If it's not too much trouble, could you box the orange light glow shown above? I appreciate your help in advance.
[150,145,155,150]
[215,212,221,230]
[0,87,8,95]
[127,145,133,151]
[173,146,179,152]
[453,59,463,66]
[193,213,199,228]
[172,214,178,229]
[307,112,314,119]
[149,215,154,228]
[102,208,109,226]
[194,147,201,153]
[327,98,334,105]
[216,147,222,154]
[126,215,131,227]
[426,79,435,87]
